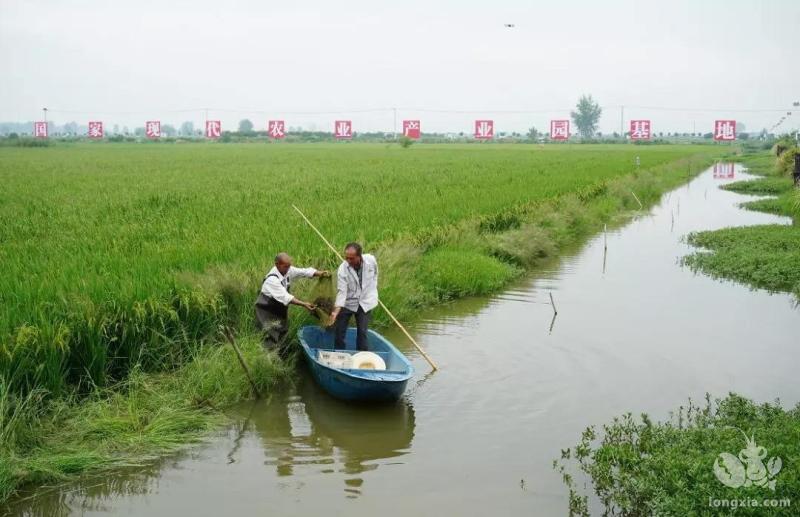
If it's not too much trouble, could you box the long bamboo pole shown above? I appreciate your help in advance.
[292,204,438,371]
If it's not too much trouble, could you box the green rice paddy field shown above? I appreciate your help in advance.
[0,143,723,396]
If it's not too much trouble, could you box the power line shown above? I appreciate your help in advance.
[397,107,572,114]
[34,104,795,117]
[622,105,791,113]
[41,107,396,116]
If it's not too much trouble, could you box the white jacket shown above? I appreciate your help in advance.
[335,254,379,312]
[260,265,317,305]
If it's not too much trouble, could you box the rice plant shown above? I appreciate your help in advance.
[0,143,722,394]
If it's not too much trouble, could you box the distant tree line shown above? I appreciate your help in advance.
[0,98,770,143]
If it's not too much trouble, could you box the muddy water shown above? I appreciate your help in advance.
[10,164,799,516]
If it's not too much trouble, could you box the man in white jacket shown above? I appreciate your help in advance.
[330,242,378,351]
[255,252,329,354]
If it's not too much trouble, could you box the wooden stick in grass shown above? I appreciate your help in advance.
[630,190,644,210]
[222,327,261,398]
[292,204,439,371]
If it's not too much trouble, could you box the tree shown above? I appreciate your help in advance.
[161,124,177,137]
[527,126,539,141]
[570,95,602,139]
[239,119,254,134]
[180,121,194,137]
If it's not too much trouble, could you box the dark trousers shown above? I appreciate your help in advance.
[334,307,371,351]
[254,293,289,354]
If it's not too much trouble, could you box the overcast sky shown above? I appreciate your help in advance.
[1,0,799,134]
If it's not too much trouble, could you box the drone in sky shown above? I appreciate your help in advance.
[504,23,515,28]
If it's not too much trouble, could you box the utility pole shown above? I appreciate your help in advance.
[43,107,48,123]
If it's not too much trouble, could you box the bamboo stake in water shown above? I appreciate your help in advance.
[292,204,439,371]
[549,292,558,315]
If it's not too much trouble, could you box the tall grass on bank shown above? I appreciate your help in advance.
[0,335,291,503]
[684,150,800,299]
[686,226,800,295]
[0,144,723,396]
[554,393,800,516]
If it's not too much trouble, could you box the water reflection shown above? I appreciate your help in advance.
[10,461,171,517]
[228,372,415,498]
[6,371,415,515]
[713,162,735,179]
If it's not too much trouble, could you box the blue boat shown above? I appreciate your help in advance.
[298,326,415,402]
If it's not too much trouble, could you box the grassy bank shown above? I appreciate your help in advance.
[0,143,725,504]
[554,393,800,516]
[683,150,800,298]
[0,335,290,503]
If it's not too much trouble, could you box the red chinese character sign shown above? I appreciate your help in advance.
[88,121,104,139]
[334,120,352,140]
[403,120,420,139]
[714,120,736,141]
[629,120,651,140]
[550,120,569,140]
[474,120,493,139]
[34,122,48,138]
[145,121,161,139]
[205,120,221,139]
[268,120,286,139]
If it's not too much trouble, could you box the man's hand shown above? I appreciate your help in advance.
[315,270,331,278]
[324,309,338,328]
[292,298,316,312]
